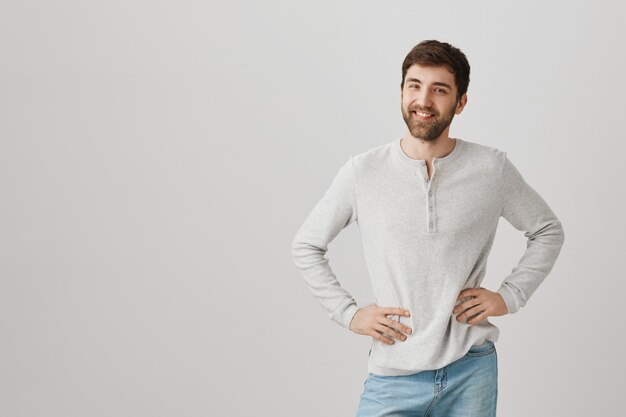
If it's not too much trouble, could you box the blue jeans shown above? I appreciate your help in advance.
[356,340,498,417]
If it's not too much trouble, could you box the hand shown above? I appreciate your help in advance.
[349,303,412,345]
[453,287,508,325]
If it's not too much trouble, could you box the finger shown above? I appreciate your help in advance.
[377,322,407,341]
[467,310,489,325]
[372,329,395,345]
[383,307,411,317]
[382,317,412,335]
[375,323,405,342]
[458,289,472,299]
[453,297,481,314]
[458,288,482,300]
[457,303,483,322]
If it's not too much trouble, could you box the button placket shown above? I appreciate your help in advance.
[427,160,439,233]
[416,160,439,233]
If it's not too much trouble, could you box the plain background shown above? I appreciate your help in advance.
[1,1,624,416]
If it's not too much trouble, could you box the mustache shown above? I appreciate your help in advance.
[409,107,437,115]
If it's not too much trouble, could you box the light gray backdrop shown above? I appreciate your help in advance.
[1,1,624,416]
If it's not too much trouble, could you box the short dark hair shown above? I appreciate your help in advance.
[401,40,471,101]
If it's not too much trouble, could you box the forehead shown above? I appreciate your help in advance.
[405,64,456,87]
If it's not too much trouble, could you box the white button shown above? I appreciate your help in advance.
[428,191,433,196]
[424,177,428,181]
[420,161,425,166]
[429,206,433,211]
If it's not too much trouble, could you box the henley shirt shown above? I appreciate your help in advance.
[291,137,565,376]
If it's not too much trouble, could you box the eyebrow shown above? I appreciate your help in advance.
[405,78,452,90]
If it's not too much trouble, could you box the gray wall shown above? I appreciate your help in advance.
[1,1,623,416]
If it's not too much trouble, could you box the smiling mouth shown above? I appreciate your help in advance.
[412,111,435,120]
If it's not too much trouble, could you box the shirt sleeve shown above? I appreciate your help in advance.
[291,157,360,330]
[496,153,565,315]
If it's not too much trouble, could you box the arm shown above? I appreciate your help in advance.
[291,157,360,330]
[496,154,565,315]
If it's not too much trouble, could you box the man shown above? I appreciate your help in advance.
[291,40,564,416]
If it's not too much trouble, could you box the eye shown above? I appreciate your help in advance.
[435,89,447,94]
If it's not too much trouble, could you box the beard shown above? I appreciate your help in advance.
[402,99,458,142]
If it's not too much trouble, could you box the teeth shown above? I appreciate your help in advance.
[415,112,433,117]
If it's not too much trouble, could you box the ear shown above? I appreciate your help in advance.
[455,93,468,114]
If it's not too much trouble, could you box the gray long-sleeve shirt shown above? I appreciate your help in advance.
[291,137,565,376]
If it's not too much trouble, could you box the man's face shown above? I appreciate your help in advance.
[400,64,467,142]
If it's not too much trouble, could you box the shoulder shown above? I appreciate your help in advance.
[459,138,508,173]
[341,140,397,179]
[350,140,395,167]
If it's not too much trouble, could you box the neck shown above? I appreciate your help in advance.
[400,133,456,161]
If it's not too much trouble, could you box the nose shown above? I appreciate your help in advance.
[414,89,433,109]
[415,89,433,109]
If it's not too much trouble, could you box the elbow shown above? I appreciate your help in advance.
[525,217,565,251]
[291,235,302,262]
[546,218,565,251]
[291,243,303,270]
[291,234,327,270]
[291,234,311,266]
[551,217,565,246]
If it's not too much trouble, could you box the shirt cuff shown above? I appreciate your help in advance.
[339,303,360,330]
[497,284,520,315]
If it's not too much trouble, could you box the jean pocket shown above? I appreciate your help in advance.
[464,340,496,357]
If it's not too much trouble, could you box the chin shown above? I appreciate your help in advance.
[410,132,438,142]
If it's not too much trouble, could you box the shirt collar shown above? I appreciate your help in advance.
[393,137,465,173]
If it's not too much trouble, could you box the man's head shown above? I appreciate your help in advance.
[401,40,470,101]
[400,40,470,142]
